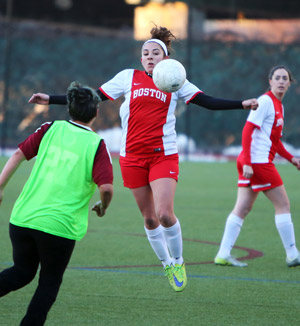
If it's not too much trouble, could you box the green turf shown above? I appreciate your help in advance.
[0,156,300,325]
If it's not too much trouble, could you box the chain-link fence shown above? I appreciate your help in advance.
[1,19,300,153]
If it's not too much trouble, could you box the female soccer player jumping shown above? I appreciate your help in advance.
[29,25,258,291]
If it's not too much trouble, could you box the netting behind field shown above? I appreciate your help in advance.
[1,20,300,151]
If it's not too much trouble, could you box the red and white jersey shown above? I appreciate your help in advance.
[100,69,201,157]
[247,91,284,163]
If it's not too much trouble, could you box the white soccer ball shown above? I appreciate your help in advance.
[153,59,186,93]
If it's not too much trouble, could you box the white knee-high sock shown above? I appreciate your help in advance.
[275,213,298,259]
[161,219,183,265]
[217,214,244,258]
[144,225,172,267]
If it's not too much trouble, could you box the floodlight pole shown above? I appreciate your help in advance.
[185,0,192,161]
[1,0,13,156]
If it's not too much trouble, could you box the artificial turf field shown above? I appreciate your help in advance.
[0,156,300,325]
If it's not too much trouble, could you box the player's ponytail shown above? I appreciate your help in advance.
[149,24,176,56]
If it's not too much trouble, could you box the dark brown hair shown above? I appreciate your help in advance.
[268,65,295,83]
[149,24,176,56]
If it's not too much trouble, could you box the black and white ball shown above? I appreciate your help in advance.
[153,59,186,93]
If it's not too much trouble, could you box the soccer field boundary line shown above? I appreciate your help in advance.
[111,232,264,263]
[67,266,300,285]
[0,236,263,269]
[0,261,299,285]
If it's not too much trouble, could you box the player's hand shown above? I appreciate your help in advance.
[92,200,105,217]
[291,157,300,170]
[28,93,50,105]
[242,99,258,110]
[243,164,253,179]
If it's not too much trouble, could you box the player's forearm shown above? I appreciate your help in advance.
[0,148,26,191]
[49,89,108,105]
[242,121,257,165]
[99,184,113,211]
[190,92,243,110]
[49,95,67,105]
[277,140,293,162]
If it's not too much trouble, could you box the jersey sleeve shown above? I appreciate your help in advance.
[92,140,113,186]
[49,95,67,105]
[176,79,202,104]
[242,121,257,165]
[190,92,243,110]
[277,139,293,162]
[247,94,271,128]
[99,69,134,100]
[18,122,53,160]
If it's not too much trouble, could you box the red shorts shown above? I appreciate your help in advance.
[237,158,283,192]
[119,154,179,189]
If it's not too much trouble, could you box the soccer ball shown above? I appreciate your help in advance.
[153,59,186,93]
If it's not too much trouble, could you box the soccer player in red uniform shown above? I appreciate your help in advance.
[29,25,258,291]
[215,66,300,267]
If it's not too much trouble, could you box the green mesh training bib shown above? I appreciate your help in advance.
[10,121,101,240]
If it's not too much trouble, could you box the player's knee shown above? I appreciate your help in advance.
[18,269,37,287]
[236,205,252,218]
[157,211,174,226]
[144,217,159,229]
[0,267,37,293]
[275,201,290,213]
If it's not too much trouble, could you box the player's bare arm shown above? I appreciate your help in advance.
[291,157,300,170]
[0,148,26,206]
[242,98,259,110]
[92,183,113,217]
[28,93,50,105]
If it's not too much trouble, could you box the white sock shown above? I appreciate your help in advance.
[144,225,172,267]
[275,213,298,259]
[161,219,184,265]
[217,214,244,258]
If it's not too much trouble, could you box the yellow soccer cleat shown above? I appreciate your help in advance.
[172,263,187,292]
[164,264,176,289]
[214,255,248,267]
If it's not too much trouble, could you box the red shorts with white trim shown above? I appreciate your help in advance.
[119,154,179,189]
[237,158,283,192]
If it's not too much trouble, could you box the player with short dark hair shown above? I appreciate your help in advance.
[215,66,300,267]
[0,81,113,325]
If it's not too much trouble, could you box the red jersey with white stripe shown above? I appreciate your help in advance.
[100,69,201,157]
[245,91,284,163]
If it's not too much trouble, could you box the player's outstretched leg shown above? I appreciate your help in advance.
[214,256,248,267]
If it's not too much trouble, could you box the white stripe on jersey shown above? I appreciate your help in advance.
[246,92,284,163]
[100,69,200,157]
[34,122,52,133]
